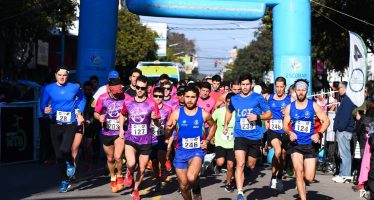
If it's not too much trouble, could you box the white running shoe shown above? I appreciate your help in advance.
[270,179,277,189]
[334,176,352,183]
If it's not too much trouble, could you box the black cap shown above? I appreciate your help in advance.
[177,86,185,94]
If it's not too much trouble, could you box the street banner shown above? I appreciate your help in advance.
[346,32,367,107]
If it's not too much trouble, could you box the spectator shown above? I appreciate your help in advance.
[332,81,357,183]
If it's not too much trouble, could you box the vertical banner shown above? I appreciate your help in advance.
[346,32,367,107]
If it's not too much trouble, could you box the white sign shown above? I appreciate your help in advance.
[347,32,367,107]
[143,22,168,39]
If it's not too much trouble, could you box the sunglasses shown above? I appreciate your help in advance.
[135,85,147,91]
[163,87,171,90]
[153,95,164,99]
[177,92,184,96]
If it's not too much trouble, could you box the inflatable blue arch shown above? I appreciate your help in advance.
[77,0,311,90]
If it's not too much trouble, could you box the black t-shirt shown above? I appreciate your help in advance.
[124,85,136,97]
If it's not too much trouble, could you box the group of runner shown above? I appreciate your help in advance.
[41,66,330,200]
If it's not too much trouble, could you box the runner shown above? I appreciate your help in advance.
[266,76,293,191]
[214,80,241,109]
[124,68,142,97]
[165,85,186,172]
[162,81,179,110]
[209,75,224,102]
[150,87,173,191]
[94,78,126,193]
[119,75,160,200]
[40,66,86,193]
[223,74,272,200]
[166,85,217,200]
[212,92,236,192]
[283,79,330,200]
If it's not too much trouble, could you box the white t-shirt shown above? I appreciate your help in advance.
[93,85,107,100]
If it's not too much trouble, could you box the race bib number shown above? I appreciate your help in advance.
[270,119,283,130]
[56,111,71,123]
[152,126,165,136]
[240,118,255,130]
[131,124,147,136]
[106,119,120,130]
[221,132,234,141]
[182,136,201,149]
[295,121,311,133]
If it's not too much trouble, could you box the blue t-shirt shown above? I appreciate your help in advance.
[40,82,86,124]
[268,94,292,134]
[290,99,315,144]
[228,92,270,140]
[175,107,205,152]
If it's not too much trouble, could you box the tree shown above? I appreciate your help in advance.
[224,26,273,81]
[115,8,158,68]
[0,0,77,78]
[311,0,374,72]
[167,32,196,55]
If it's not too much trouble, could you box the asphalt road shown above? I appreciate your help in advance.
[0,160,361,200]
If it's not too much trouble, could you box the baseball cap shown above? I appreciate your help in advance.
[177,86,185,94]
[108,70,119,80]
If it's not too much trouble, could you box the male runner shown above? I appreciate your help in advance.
[162,81,179,110]
[214,80,241,109]
[41,66,85,192]
[212,92,236,192]
[119,75,160,200]
[166,85,217,200]
[124,68,142,97]
[94,78,126,193]
[283,79,330,200]
[224,74,272,200]
[209,75,224,102]
[150,87,172,191]
[266,77,293,191]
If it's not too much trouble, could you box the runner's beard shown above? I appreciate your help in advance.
[297,93,306,102]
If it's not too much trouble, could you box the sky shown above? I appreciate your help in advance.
[140,16,262,76]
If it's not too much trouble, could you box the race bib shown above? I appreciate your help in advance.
[221,132,234,141]
[56,111,71,123]
[131,124,147,136]
[106,119,120,130]
[270,119,283,130]
[295,120,311,133]
[152,126,165,136]
[240,118,256,130]
[182,136,201,149]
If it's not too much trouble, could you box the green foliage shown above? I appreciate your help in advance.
[224,26,273,81]
[312,0,374,72]
[0,0,77,71]
[115,9,158,68]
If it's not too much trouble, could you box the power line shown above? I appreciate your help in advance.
[312,8,349,32]
[311,0,374,28]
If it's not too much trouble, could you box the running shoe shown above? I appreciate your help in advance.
[225,184,234,193]
[214,166,221,174]
[270,178,277,189]
[236,193,244,200]
[116,176,125,191]
[58,180,71,193]
[125,170,133,187]
[165,160,172,172]
[111,180,118,193]
[192,193,202,200]
[66,161,76,178]
[276,179,284,191]
[132,189,140,200]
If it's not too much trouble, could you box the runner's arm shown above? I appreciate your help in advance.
[166,109,178,138]
[282,104,291,134]
[204,111,217,141]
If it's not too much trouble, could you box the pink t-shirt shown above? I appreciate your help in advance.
[121,97,160,145]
